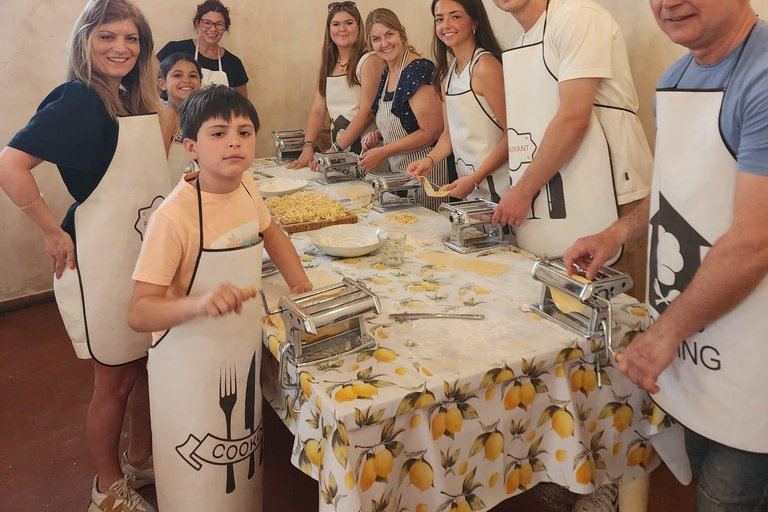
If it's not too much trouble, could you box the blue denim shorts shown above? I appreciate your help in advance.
[685,427,768,511]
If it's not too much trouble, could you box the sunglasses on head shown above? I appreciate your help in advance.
[328,1,356,12]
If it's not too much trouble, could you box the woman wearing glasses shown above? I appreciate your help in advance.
[406,0,509,203]
[361,8,448,211]
[288,1,384,170]
[157,0,248,96]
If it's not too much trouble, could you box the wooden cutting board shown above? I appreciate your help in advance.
[278,211,358,234]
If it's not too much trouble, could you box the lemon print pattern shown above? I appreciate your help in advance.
[360,458,376,491]
[505,467,520,494]
[575,460,592,484]
[373,449,394,477]
[431,411,446,440]
[259,280,656,509]
[373,347,397,362]
[614,404,633,432]
[344,470,355,489]
[485,432,503,461]
[445,407,463,433]
[552,409,574,438]
[409,460,434,491]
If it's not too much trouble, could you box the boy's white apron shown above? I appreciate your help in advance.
[148,179,264,511]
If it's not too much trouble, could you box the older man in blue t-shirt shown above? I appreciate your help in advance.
[563,0,768,509]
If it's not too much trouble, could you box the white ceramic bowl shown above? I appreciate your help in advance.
[309,224,382,258]
[257,177,309,198]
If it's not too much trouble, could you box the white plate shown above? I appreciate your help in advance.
[309,224,381,258]
[257,177,309,198]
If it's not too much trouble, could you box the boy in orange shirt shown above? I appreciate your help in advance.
[128,85,310,511]
[129,86,310,329]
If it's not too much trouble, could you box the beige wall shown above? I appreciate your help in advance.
[1,0,766,301]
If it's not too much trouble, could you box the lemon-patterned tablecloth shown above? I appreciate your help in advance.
[261,232,675,512]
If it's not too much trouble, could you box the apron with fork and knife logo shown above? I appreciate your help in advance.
[148,178,264,511]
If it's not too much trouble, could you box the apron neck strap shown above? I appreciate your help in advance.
[194,39,224,71]
[384,49,410,106]
[194,176,257,249]
[521,0,550,46]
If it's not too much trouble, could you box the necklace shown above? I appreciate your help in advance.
[454,58,468,75]
[338,60,349,69]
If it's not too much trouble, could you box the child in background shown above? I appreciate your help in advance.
[158,53,202,183]
[129,85,311,512]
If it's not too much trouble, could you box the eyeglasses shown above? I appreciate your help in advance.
[328,1,356,12]
[200,19,226,31]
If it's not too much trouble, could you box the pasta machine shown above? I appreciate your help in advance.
[272,129,305,162]
[313,152,362,185]
[369,172,421,213]
[530,257,633,387]
[260,278,381,410]
[438,199,508,253]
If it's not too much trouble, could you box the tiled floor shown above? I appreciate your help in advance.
[0,302,696,511]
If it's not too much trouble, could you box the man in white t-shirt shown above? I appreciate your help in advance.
[493,0,653,300]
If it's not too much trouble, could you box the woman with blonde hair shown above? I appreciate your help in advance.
[407,0,509,203]
[288,1,384,170]
[0,0,170,510]
[360,8,448,211]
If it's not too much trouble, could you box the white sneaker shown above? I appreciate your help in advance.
[573,483,619,512]
[88,475,155,512]
[120,451,154,489]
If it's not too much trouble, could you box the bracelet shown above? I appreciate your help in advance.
[470,174,481,189]
[17,192,44,211]
[426,155,435,168]
[332,141,343,152]
[302,141,316,149]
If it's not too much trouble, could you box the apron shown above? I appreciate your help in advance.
[195,40,230,87]
[148,178,264,511]
[445,48,510,202]
[326,52,377,154]
[164,101,194,186]
[501,0,618,258]
[649,28,768,453]
[52,114,170,365]
[376,51,448,212]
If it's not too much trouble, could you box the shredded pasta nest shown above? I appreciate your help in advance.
[387,213,417,224]
[265,191,350,224]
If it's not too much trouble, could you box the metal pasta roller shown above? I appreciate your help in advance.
[439,199,508,254]
[530,257,633,388]
[261,258,279,279]
[313,152,362,185]
[272,129,305,163]
[260,278,381,411]
[370,172,421,212]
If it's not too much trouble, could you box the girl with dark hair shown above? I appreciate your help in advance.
[288,1,384,170]
[157,0,249,96]
[0,0,171,510]
[159,53,202,183]
[406,0,510,202]
[361,8,447,211]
